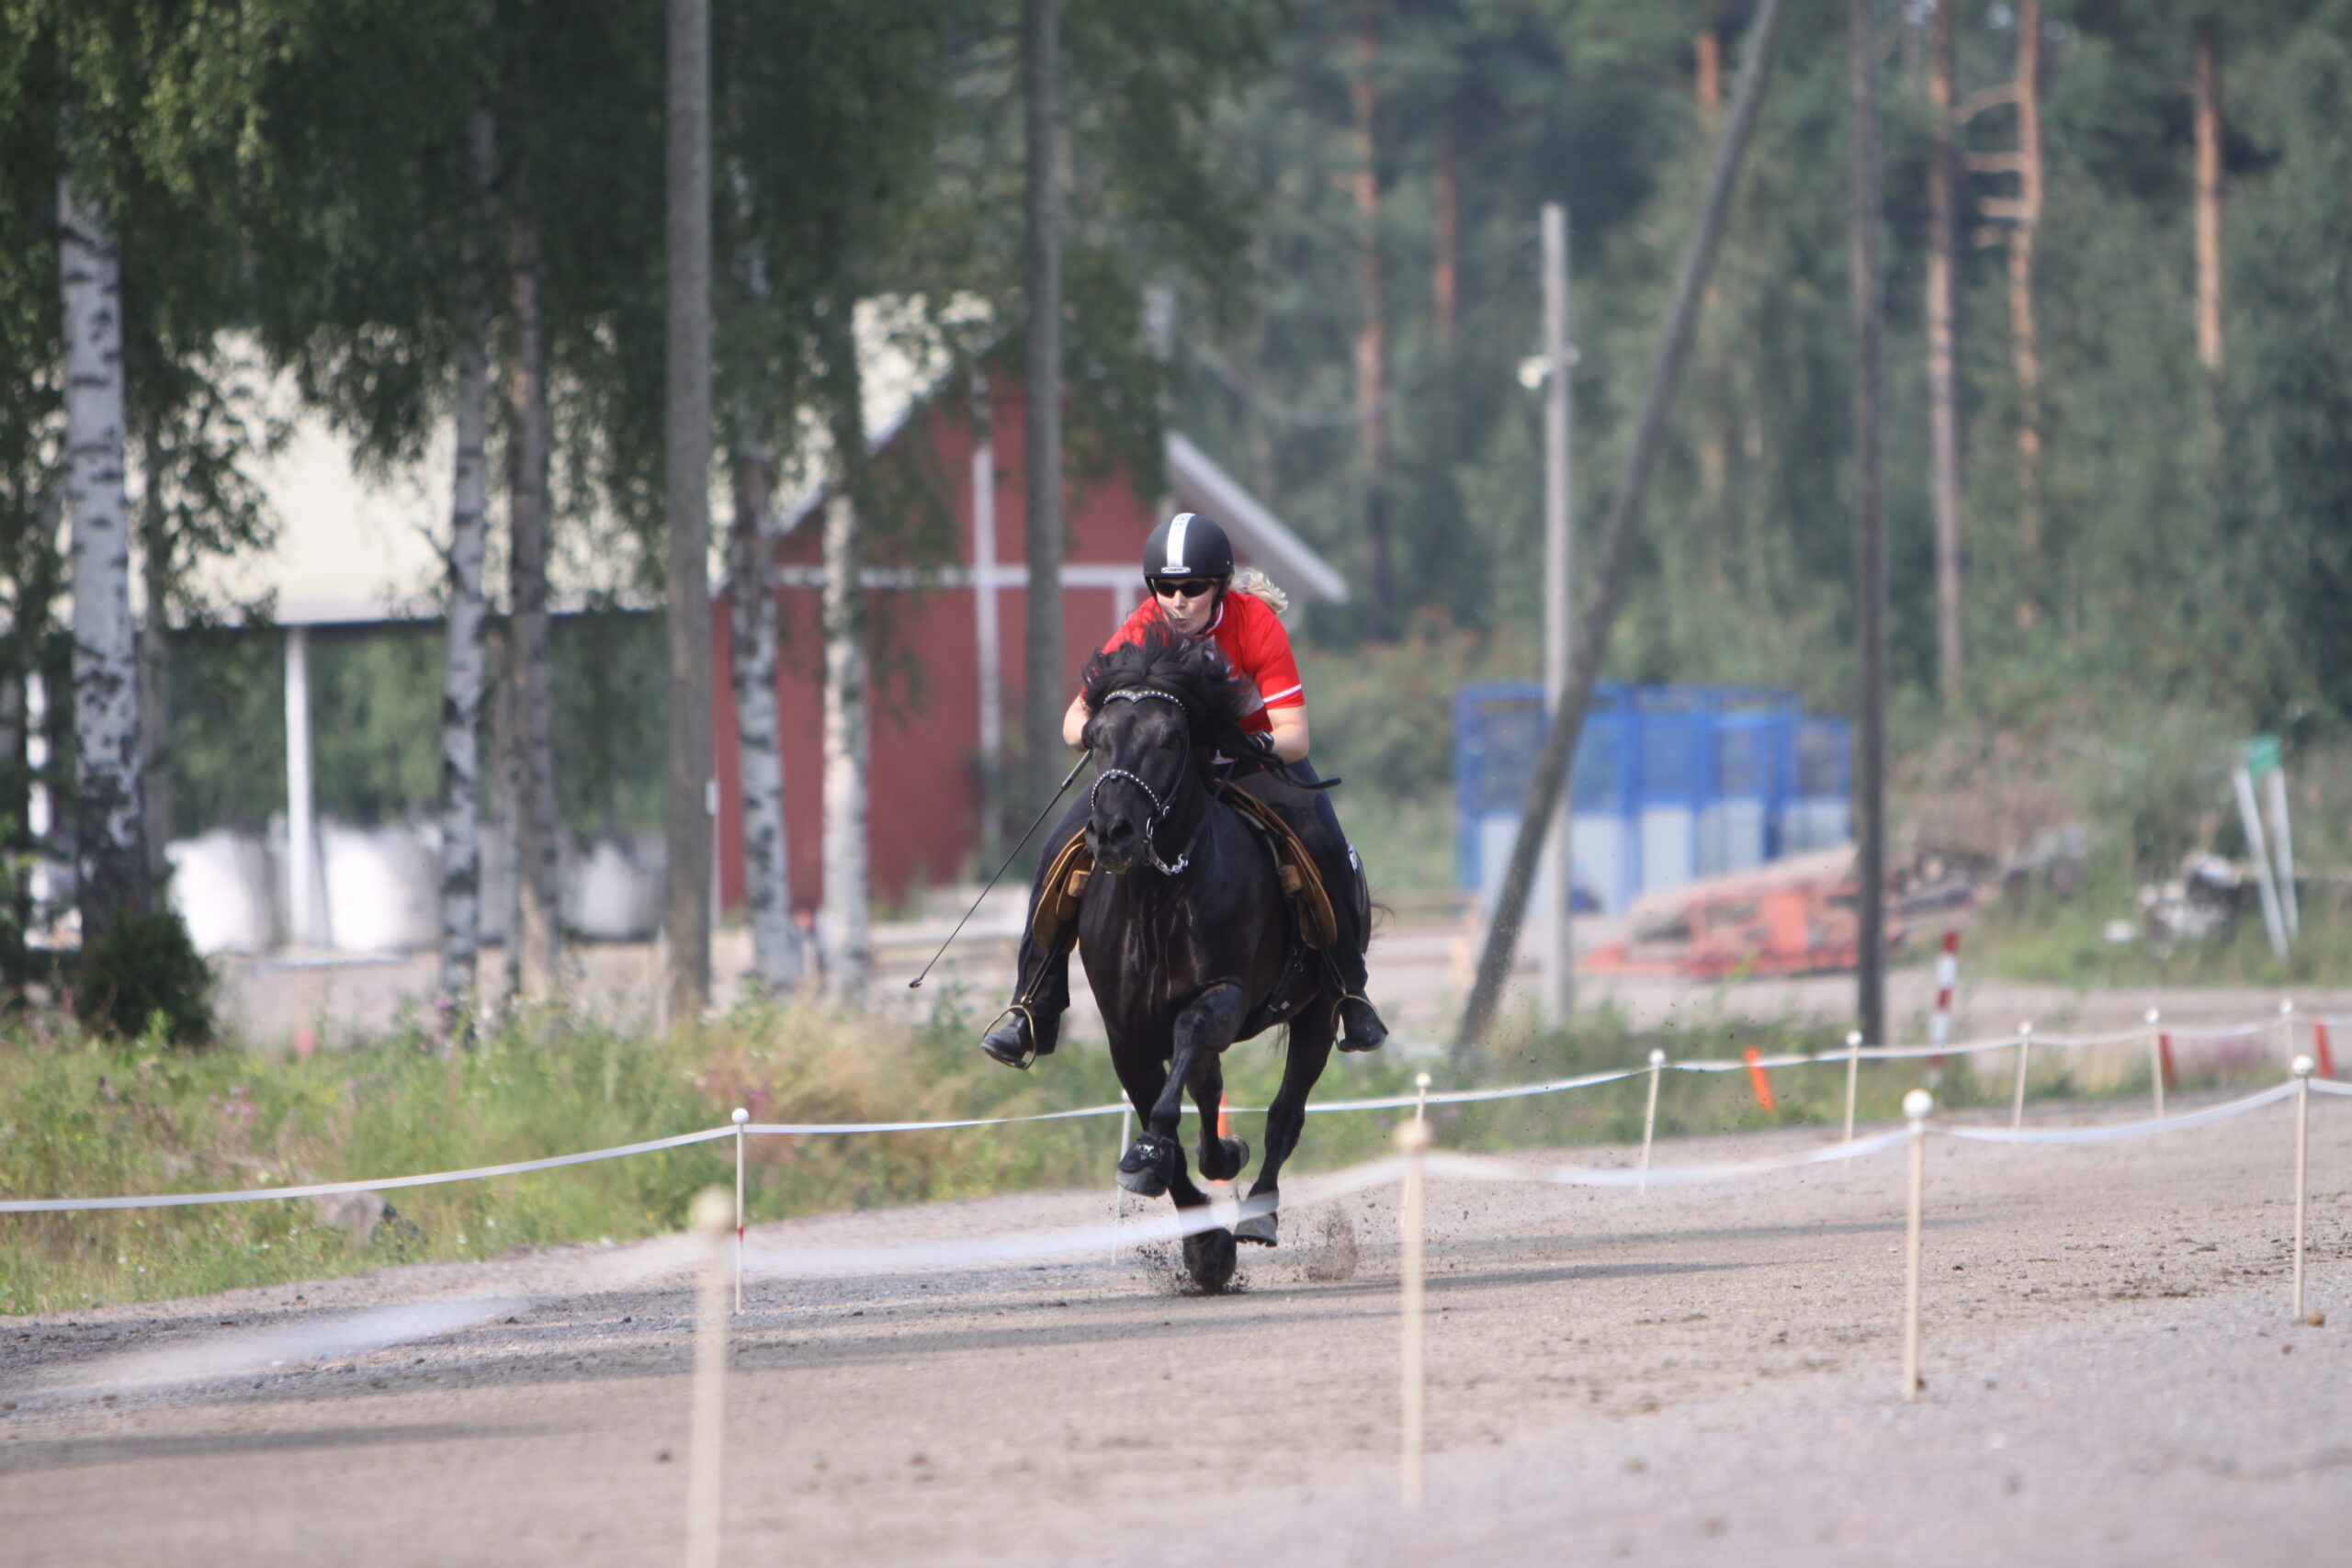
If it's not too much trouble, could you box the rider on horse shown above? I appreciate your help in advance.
[980,512,1389,1067]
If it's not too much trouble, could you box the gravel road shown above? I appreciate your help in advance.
[4,1089,2347,1566]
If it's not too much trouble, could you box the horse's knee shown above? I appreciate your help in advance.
[1176,981,1245,1045]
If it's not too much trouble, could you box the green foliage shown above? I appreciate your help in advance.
[1,981,2280,1314]
[75,907,214,1046]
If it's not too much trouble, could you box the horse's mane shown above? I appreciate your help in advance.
[1080,626,1256,742]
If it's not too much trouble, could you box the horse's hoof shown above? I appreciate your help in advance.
[1182,1227,1238,1292]
[1116,1136,1170,1198]
[1234,1210,1278,1247]
[1200,1134,1250,1183]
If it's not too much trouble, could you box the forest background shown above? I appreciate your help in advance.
[6,0,2352,990]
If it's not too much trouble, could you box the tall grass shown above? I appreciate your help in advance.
[0,987,2250,1316]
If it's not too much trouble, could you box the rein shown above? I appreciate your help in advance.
[1090,687,1208,876]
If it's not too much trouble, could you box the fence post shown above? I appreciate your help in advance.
[2009,1021,2033,1132]
[1843,1029,1863,1146]
[2291,1055,2314,1323]
[1396,1111,1432,1510]
[1111,1106,1132,1264]
[684,1187,734,1568]
[731,1108,749,1313]
[2144,1009,2165,1119]
[1640,1048,1665,1191]
[1902,1089,1932,1402]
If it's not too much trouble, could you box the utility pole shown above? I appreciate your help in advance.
[1021,0,1065,822]
[1539,201,1575,1026]
[1927,0,1963,699]
[1455,0,1790,1056]
[1851,0,1888,1048]
[663,0,715,1022]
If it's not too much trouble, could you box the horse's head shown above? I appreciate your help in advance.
[1078,627,1252,874]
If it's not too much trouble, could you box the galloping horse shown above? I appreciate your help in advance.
[1075,628,1343,1289]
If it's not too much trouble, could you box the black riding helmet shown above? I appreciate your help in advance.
[1142,512,1234,583]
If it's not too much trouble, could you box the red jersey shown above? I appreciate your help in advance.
[1101,589,1305,735]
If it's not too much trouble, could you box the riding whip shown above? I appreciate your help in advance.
[908,754,1090,990]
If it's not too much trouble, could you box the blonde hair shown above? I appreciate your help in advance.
[1229,567,1290,617]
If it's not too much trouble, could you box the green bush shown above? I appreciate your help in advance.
[76,907,215,1046]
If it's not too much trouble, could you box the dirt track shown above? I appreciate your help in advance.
[5,1090,2350,1566]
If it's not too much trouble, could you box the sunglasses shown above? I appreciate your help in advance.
[1151,578,1219,601]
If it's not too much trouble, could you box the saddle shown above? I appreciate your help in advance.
[1026,792,1341,956]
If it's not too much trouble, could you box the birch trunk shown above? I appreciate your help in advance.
[59,170,147,943]
[663,0,715,1023]
[439,100,495,1011]
[728,443,799,991]
[508,210,560,997]
[137,418,173,885]
[819,492,869,997]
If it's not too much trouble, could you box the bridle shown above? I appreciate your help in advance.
[1089,687,1205,876]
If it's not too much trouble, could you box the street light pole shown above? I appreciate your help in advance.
[1540,201,1575,1026]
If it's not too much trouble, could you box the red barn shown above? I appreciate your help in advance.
[710,373,1346,912]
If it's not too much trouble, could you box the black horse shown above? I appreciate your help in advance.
[1076,629,1342,1290]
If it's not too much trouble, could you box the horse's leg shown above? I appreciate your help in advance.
[1109,1038,1174,1200]
[1117,982,1242,1201]
[1188,1048,1250,1183]
[1236,992,1337,1247]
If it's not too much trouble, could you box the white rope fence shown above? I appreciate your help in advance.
[6,1000,2340,1216]
[11,1042,2341,1544]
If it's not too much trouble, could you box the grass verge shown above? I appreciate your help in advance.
[0,990,2280,1316]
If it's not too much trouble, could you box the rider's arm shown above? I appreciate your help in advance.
[1266,705,1309,763]
[1062,692,1091,749]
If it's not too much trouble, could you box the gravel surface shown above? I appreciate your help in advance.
[3,1089,2347,1565]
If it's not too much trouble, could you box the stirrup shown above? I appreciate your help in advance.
[980,1003,1041,1070]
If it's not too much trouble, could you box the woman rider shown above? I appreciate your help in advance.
[979,512,1388,1067]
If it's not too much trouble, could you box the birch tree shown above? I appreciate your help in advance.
[506,205,560,998]
[726,436,800,991]
[58,166,147,942]
[662,0,715,1024]
[818,299,869,997]
[439,98,496,1010]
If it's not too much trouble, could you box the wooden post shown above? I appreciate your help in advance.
[2145,1008,2165,1119]
[1396,1113,1431,1509]
[1902,1089,1932,1402]
[2010,1021,2033,1131]
[1640,1048,1665,1191]
[684,1186,732,1568]
[731,1107,749,1313]
[2290,1055,2313,1321]
[1843,1029,1863,1146]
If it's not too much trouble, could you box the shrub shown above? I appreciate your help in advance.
[77,907,215,1046]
